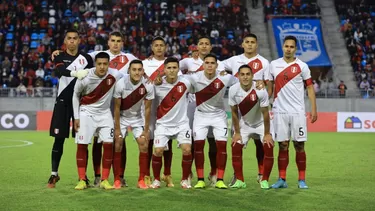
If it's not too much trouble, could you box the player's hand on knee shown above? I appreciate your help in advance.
[140,130,149,141]
[74,119,80,133]
[255,80,265,90]
[232,133,242,146]
[71,69,89,80]
[263,134,274,148]
[51,50,62,61]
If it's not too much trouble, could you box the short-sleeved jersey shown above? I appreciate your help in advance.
[54,52,94,101]
[154,76,192,127]
[113,74,155,126]
[179,57,225,73]
[73,68,123,119]
[228,82,269,127]
[222,54,269,81]
[268,58,312,113]
[187,71,238,115]
[89,50,137,75]
[143,58,166,81]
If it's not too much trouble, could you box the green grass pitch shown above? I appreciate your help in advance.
[0,131,374,211]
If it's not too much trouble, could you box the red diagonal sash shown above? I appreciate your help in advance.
[109,55,129,70]
[157,82,187,119]
[80,74,116,105]
[195,64,204,72]
[238,89,258,116]
[149,63,165,81]
[195,78,225,106]
[120,84,147,110]
[274,63,301,99]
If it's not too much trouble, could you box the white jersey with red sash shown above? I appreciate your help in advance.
[222,54,269,80]
[89,50,137,75]
[179,57,225,74]
[72,68,123,119]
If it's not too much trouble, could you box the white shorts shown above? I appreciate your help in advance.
[75,112,114,144]
[188,102,214,138]
[273,112,307,142]
[120,125,144,141]
[240,122,264,148]
[193,110,228,141]
[154,123,192,149]
[149,115,156,140]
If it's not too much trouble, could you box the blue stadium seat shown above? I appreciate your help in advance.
[41,0,47,8]
[39,33,45,39]
[6,33,13,40]
[30,41,39,49]
[31,33,39,40]
[6,41,13,47]
[8,25,14,32]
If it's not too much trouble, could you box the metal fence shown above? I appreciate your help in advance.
[0,87,373,99]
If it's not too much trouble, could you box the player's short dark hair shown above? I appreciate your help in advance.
[243,33,257,41]
[95,52,110,61]
[109,31,124,40]
[238,64,253,74]
[129,59,143,68]
[197,35,211,45]
[203,53,217,62]
[65,29,79,37]
[152,36,166,44]
[283,35,297,45]
[164,57,179,66]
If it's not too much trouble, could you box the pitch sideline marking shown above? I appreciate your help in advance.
[0,139,34,149]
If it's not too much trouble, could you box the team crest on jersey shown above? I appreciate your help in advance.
[107,78,112,85]
[139,87,145,95]
[120,55,126,63]
[250,94,256,101]
[291,66,297,73]
[79,135,84,140]
[54,128,59,134]
[177,85,184,93]
[252,62,259,70]
[79,59,85,65]
[214,82,221,89]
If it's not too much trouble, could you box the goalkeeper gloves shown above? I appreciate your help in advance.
[70,69,89,80]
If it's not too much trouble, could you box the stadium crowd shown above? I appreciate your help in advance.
[263,0,320,21]
[0,0,249,92]
[336,0,375,96]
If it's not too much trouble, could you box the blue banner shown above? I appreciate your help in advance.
[271,18,332,67]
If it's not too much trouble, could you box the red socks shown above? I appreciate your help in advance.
[120,141,126,178]
[182,154,193,180]
[152,155,162,181]
[216,141,227,180]
[208,138,217,176]
[139,152,148,181]
[163,140,173,176]
[278,150,289,180]
[194,140,205,179]
[296,151,306,180]
[262,143,274,181]
[101,143,113,180]
[113,151,121,181]
[76,144,88,180]
[231,142,243,181]
[92,140,102,176]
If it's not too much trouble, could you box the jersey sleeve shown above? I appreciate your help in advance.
[267,62,275,81]
[257,89,270,108]
[217,60,225,71]
[145,84,155,100]
[88,51,98,63]
[263,60,270,81]
[301,63,313,86]
[221,58,232,72]
[228,74,239,86]
[127,53,139,61]
[113,77,124,99]
[228,86,237,106]
[83,54,94,68]
[53,55,71,78]
[179,59,188,72]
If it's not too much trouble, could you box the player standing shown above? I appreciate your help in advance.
[228,64,273,189]
[179,36,226,185]
[112,60,154,189]
[143,37,174,187]
[72,52,123,190]
[186,54,238,189]
[47,29,94,188]
[222,33,270,182]
[149,57,193,189]
[267,36,317,189]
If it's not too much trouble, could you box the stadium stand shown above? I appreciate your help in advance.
[0,0,249,91]
[335,0,375,97]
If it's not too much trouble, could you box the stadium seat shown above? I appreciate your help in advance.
[6,41,13,47]
[97,18,104,25]
[64,9,72,17]
[49,9,56,17]
[6,33,13,40]
[39,33,46,39]
[30,41,39,49]
[31,33,39,40]
[48,17,56,25]
[96,10,104,17]
[41,0,48,8]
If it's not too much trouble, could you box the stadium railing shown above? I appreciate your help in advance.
[0,87,372,99]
